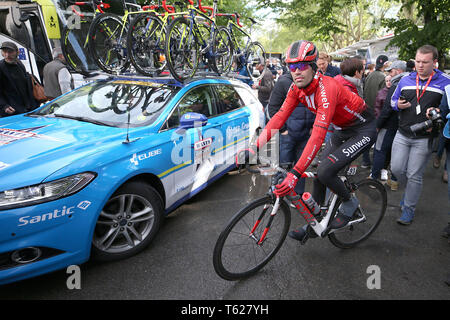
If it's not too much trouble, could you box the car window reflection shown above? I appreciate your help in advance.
[31,80,178,128]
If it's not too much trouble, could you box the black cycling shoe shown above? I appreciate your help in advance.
[330,212,352,229]
[288,225,318,242]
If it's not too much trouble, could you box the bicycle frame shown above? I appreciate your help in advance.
[225,16,253,58]
[251,164,364,245]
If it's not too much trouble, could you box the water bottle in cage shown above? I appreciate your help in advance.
[302,192,320,216]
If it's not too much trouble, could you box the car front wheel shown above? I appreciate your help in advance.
[91,181,163,261]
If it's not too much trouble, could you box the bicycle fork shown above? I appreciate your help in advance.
[249,198,281,245]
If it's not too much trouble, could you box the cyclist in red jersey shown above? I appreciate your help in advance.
[237,40,377,241]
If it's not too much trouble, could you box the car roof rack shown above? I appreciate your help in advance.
[79,70,252,87]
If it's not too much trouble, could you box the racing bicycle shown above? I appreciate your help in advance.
[164,0,233,82]
[125,0,182,77]
[87,0,152,74]
[215,12,266,82]
[213,156,387,281]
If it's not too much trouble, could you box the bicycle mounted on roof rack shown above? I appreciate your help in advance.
[59,0,266,84]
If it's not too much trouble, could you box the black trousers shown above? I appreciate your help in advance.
[313,120,377,204]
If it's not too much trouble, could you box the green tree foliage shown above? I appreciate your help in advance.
[382,0,450,69]
[255,0,393,52]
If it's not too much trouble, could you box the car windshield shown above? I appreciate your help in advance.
[30,80,178,128]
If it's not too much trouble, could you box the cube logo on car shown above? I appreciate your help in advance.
[130,148,162,166]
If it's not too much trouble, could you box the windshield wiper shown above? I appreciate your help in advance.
[53,114,114,127]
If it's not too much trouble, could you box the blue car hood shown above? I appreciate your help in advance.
[0,115,129,191]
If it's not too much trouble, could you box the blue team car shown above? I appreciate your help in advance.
[0,76,265,285]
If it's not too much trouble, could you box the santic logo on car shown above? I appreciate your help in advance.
[18,200,90,226]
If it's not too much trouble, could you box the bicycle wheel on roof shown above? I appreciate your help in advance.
[127,12,167,76]
[212,26,233,75]
[88,13,130,74]
[165,16,199,82]
[245,41,266,82]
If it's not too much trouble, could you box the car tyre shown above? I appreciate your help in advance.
[91,181,164,262]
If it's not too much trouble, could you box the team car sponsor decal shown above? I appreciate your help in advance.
[194,137,213,151]
[194,137,213,164]
[0,126,61,145]
[17,201,91,227]
[130,148,162,166]
[226,123,249,140]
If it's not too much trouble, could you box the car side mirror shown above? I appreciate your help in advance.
[176,112,207,134]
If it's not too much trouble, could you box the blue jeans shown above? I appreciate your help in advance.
[371,128,397,180]
[280,133,308,195]
[437,131,446,159]
[390,131,432,212]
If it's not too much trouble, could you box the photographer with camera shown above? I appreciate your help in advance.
[390,45,450,225]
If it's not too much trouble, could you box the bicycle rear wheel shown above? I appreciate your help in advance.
[328,178,387,249]
[127,12,166,76]
[213,196,290,281]
[88,13,130,74]
[245,41,266,82]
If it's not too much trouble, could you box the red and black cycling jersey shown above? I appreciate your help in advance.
[257,72,373,177]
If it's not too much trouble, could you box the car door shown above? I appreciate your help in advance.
[211,84,250,170]
[161,85,221,206]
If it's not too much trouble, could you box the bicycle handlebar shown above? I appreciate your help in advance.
[161,0,176,13]
[234,12,243,27]
[215,12,243,27]
[244,154,317,179]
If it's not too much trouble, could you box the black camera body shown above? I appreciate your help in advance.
[410,108,445,134]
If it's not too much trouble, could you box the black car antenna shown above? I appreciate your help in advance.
[123,88,141,144]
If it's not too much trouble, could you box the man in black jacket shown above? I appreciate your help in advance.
[0,41,38,117]
[370,60,408,190]
[267,72,315,196]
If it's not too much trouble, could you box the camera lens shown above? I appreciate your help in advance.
[410,120,433,133]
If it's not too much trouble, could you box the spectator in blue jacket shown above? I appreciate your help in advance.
[267,72,315,196]
[390,45,450,225]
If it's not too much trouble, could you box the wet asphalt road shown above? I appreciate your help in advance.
[0,157,449,301]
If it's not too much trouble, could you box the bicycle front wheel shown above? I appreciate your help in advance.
[245,41,266,82]
[328,178,387,249]
[213,196,290,281]
[88,13,130,74]
[127,12,166,76]
[165,17,199,82]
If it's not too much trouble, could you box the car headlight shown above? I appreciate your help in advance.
[0,172,96,210]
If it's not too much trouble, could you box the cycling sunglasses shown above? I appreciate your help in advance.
[288,62,311,72]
